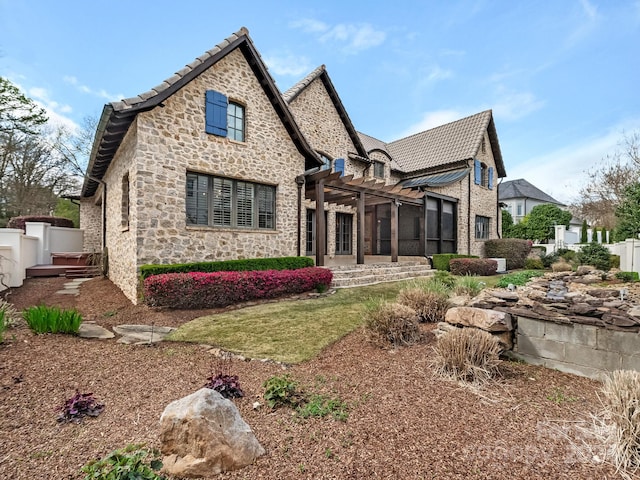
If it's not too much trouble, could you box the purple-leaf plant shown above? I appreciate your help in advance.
[57,390,105,423]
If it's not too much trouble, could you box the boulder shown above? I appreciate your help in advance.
[445,307,513,332]
[159,388,264,477]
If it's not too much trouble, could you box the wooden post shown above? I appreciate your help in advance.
[391,200,398,262]
[315,180,325,266]
[423,195,429,257]
[357,193,365,264]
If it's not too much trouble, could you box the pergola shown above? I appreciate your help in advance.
[304,169,426,266]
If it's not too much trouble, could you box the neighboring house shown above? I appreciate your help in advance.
[80,27,507,303]
[498,178,565,224]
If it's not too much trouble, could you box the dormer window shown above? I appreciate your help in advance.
[373,161,385,179]
[205,90,245,142]
[473,159,494,190]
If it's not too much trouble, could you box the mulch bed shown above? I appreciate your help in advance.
[0,276,624,479]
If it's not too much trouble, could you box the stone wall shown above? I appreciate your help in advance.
[80,197,102,252]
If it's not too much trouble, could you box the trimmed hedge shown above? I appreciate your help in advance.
[483,239,532,270]
[431,254,478,271]
[139,256,314,280]
[7,215,74,231]
[144,267,333,309]
[449,258,498,276]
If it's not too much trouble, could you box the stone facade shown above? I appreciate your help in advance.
[79,197,102,252]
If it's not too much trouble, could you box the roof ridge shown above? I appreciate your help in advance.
[389,109,492,145]
[111,27,251,111]
[282,65,326,103]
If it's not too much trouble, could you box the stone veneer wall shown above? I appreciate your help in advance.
[513,316,640,379]
[288,76,362,258]
[80,197,102,252]
[425,130,500,256]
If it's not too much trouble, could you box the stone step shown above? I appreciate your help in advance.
[329,263,434,288]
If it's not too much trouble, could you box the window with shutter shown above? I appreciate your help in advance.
[334,158,345,176]
[186,172,275,230]
[227,102,245,141]
[205,90,228,136]
[488,167,494,189]
[474,159,481,185]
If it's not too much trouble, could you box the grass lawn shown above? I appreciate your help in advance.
[168,280,416,363]
[168,272,509,364]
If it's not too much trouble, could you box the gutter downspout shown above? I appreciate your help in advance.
[295,175,305,256]
[496,177,504,238]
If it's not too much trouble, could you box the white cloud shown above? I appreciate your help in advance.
[491,90,546,121]
[506,120,640,204]
[264,54,312,77]
[291,19,386,54]
[425,65,453,83]
[21,84,77,131]
[579,0,597,20]
[396,109,466,138]
[63,75,123,101]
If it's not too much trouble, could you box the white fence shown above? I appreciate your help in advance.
[0,222,84,291]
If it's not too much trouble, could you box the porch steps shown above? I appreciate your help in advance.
[329,261,435,288]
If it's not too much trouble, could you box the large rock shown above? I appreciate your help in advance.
[445,307,513,332]
[159,388,264,477]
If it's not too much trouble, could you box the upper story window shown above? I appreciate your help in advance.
[186,172,275,229]
[227,102,245,142]
[475,215,490,240]
[373,161,385,179]
[121,173,130,230]
[333,158,345,177]
[473,159,494,190]
[205,90,246,142]
[319,154,331,171]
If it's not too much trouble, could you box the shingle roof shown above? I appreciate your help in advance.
[356,111,506,177]
[282,66,368,159]
[82,27,320,198]
[498,178,565,206]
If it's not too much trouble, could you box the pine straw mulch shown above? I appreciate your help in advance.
[0,276,627,479]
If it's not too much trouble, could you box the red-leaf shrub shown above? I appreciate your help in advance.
[449,258,497,276]
[144,267,333,309]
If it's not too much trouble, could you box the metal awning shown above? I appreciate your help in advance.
[400,167,470,188]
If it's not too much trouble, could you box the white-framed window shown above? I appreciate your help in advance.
[186,172,275,229]
[475,215,490,240]
[227,101,245,142]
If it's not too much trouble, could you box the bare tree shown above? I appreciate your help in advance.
[570,131,640,229]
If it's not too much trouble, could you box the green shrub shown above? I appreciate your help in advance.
[540,252,559,268]
[484,238,532,269]
[496,270,544,288]
[453,275,486,297]
[559,249,576,262]
[397,288,449,323]
[297,394,348,421]
[524,258,544,270]
[449,258,497,276]
[610,254,621,269]
[0,311,6,343]
[431,254,477,271]
[23,306,82,334]
[139,256,314,279]
[615,271,639,283]
[432,270,457,288]
[576,242,612,271]
[363,300,421,347]
[80,443,165,480]
[432,328,501,383]
[263,374,305,409]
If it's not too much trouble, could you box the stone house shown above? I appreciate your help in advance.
[80,27,507,303]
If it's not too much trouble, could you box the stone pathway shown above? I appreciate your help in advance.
[55,277,93,295]
[78,323,175,343]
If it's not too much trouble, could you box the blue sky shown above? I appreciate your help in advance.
[1,0,638,203]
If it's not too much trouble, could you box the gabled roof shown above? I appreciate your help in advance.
[498,178,565,206]
[387,110,506,176]
[82,27,320,198]
[283,65,369,159]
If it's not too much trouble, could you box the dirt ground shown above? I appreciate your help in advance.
[0,276,628,479]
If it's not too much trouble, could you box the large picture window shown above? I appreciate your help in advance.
[186,173,275,229]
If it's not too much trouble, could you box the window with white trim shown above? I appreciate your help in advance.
[186,173,275,229]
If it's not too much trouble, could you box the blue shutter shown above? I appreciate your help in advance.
[205,90,228,136]
[334,158,345,177]
[488,167,494,190]
[474,159,481,185]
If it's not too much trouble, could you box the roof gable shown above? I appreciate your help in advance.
[283,65,368,159]
[498,178,565,206]
[82,27,320,197]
